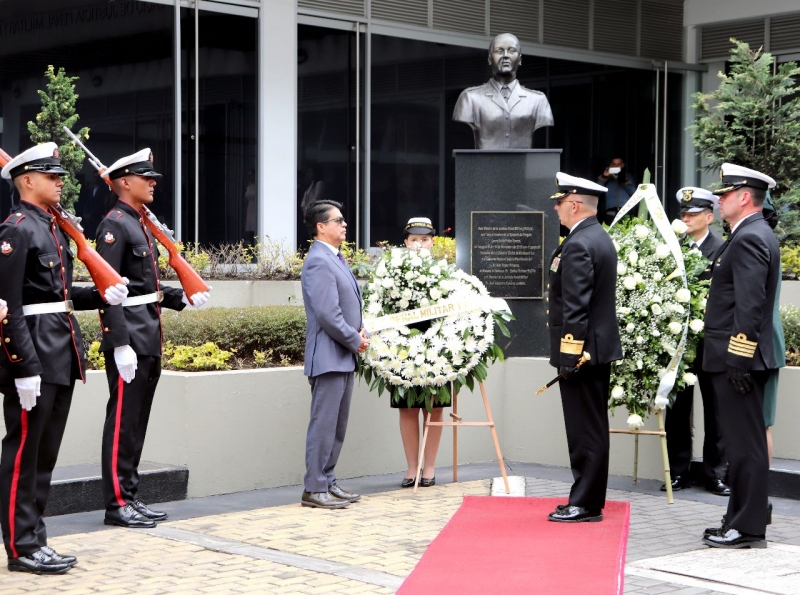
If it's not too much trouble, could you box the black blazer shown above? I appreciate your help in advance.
[697,230,724,281]
[703,213,780,372]
[548,218,623,368]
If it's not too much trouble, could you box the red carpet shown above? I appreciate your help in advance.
[397,496,630,595]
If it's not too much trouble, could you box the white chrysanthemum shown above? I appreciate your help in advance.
[675,288,691,303]
[611,386,624,399]
[401,288,412,300]
[652,329,660,337]
[404,270,417,281]
[683,372,698,385]
[446,338,464,355]
[381,278,394,288]
[430,288,442,301]
[653,271,663,281]
[367,302,382,316]
[668,321,682,335]
[689,319,704,333]
[623,276,636,290]
[625,323,635,333]
[617,263,627,275]
[464,336,477,352]
[671,219,688,234]
[390,257,402,268]
[627,413,644,429]
[418,248,431,258]
[655,244,670,259]
[617,307,631,315]
[420,298,430,306]
[425,348,438,361]
[375,261,387,277]
[430,265,441,276]
[398,299,409,310]
[636,336,645,344]
[651,303,663,315]
[634,225,650,239]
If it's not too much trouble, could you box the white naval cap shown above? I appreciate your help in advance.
[676,187,717,213]
[712,163,776,196]
[550,172,608,200]
[104,148,162,180]
[1,142,68,180]
[404,217,435,235]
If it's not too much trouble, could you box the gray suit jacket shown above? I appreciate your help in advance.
[302,240,364,377]
[453,79,554,149]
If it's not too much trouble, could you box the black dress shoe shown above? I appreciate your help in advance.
[548,505,603,523]
[301,491,350,509]
[768,501,773,526]
[40,545,77,567]
[703,524,729,538]
[329,482,361,502]
[401,478,415,488]
[132,499,169,521]
[104,504,157,528]
[703,528,766,549]
[8,550,71,574]
[419,476,435,487]
[706,478,731,496]
[660,475,691,491]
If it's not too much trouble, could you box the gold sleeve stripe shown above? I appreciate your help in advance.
[728,333,757,358]
[560,333,585,355]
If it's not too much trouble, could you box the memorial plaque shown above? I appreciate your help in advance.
[470,211,544,299]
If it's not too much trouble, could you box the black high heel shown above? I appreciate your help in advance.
[768,501,773,526]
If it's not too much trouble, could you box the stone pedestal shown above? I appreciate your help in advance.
[454,149,561,357]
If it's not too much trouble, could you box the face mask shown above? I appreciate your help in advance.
[608,167,621,175]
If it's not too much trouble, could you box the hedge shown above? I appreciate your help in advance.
[75,306,306,367]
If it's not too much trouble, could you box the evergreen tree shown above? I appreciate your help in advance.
[27,65,89,212]
[690,39,800,243]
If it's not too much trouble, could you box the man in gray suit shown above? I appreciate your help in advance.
[301,200,369,509]
[453,32,554,149]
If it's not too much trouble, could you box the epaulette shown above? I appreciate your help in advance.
[520,85,544,95]
[110,210,124,221]
[464,85,483,92]
[2,212,25,225]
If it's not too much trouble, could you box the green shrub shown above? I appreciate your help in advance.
[781,305,800,366]
[781,244,800,280]
[430,236,456,264]
[75,306,306,370]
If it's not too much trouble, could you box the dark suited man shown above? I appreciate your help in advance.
[702,164,780,549]
[663,187,729,496]
[546,173,622,523]
[301,200,369,509]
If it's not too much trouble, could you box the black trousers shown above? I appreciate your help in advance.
[1,380,74,559]
[712,371,769,536]
[559,363,611,510]
[665,370,727,480]
[101,354,161,511]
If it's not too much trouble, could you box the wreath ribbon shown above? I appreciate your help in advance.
[610,184,690,408]
[364,296,510,333]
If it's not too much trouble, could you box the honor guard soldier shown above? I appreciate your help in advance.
[95,149,210,529]
[702,164,780,549]
[0,143,128,574]
[546,173,622,523]
[663,188,729,495]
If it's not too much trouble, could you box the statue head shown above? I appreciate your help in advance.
[488,33,522,80]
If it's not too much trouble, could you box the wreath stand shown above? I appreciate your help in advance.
[609,408,674,503]
[413,381,510,495]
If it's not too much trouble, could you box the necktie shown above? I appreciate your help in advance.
[337,251,347,266]
[501,85,510,100]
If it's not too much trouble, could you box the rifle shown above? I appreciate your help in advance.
[62,128,210,302]
[0,147,125,296]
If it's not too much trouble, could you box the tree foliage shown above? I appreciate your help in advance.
[689,39,800,243]
[27,65,88,212]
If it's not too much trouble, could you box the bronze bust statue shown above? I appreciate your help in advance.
[453,33,554,149]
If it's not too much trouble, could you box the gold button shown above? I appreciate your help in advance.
[546,283,550,289]
[546,310,549,315]
[50,218,55,223]
[11,355,17,360]
[143,251,147,256]
[4,338,9,343]
[2,319,7,324]
[49,261,54,267]
[104,327,110,332]
[61,267,65,273]
[100,309,105,314]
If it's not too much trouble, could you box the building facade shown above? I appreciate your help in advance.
[0,0,798,248]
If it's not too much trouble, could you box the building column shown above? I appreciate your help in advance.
[258,0,297,249]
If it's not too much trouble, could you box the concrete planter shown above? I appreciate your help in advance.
[781,280,800,308]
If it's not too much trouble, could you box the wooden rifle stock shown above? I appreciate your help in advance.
[0,147,123,297]
[141,207,210,301]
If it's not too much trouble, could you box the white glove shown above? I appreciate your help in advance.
[104,281,129,306]
[15,376,41,411]
[0,298,7,320]
[182,291,210,309]
[114,345,138,384]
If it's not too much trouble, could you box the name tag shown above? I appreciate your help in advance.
[550,256,561,273]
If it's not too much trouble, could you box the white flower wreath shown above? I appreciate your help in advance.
[358,247,512,409]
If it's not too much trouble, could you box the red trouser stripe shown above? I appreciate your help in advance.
[112,377,126,508]
[8,410,28,559]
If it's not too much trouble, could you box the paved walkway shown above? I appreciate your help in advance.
[2,462,799,594]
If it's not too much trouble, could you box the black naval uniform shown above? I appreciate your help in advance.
[0,201,105,559]
[703,213,780,536]
[548,218,622,511]
[665,231,727,485]
[95,200,184,512]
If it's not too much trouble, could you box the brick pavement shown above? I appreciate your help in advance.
[0,472,798,594]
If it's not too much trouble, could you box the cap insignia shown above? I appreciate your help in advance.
[149,152,154,163]
[104,232,115,244]
[1,240,13,255]
[682,189,693,203]
[53,148,60,159]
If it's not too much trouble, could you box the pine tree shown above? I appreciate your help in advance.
[689,39,800,243]
[27,65,89,212]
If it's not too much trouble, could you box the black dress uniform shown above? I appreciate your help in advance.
[665,187,728,491]
[0,200,105,560]
[95,199,184,514]
[548,175,622,517]
[703,167,780,542]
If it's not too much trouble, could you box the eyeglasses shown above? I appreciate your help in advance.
[321,216,346,225]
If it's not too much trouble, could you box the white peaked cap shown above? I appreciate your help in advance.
[550,172,608,199]
[675,186,718,213]
[1,142,67,180]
